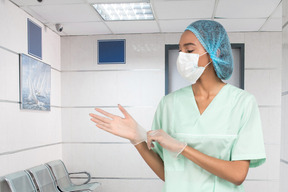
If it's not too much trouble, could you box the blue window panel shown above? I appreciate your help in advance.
[98,39,125,64]
[28,19,42,59]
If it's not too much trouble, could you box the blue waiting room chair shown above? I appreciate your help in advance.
[45,160,100,192]
[26,164,59,192]
[0,176,12,192]
[27,164,93,192]
[4,170,37,192]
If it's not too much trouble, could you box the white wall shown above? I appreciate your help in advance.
[0,1,282,191]
[61,34,166,192]
[0,0,62,175]
[61,32,282,192]
[281,0,288,191]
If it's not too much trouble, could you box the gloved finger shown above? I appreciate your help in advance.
[147,136,153,150]
[147,130,159,150]
[89,113,112,124]
[95,108,116,119]
[148,130,160,137]
[95,123,115,134]
[90,118,111,129]
[118,104,131,119]
[146,131,153,149]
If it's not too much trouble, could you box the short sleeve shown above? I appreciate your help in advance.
[151,98,164,160]
[231,96,266,168]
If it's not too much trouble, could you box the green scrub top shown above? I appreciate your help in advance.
[152,84,266,192]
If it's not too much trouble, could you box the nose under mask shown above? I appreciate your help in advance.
[176,52,211,84]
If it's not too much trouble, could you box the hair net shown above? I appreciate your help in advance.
[185,20,233,80]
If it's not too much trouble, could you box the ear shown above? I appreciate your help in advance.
[206,52,213,62]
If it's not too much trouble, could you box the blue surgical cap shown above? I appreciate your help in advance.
[185,20,233,80]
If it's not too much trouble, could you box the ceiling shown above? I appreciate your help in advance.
[10,0,282,36]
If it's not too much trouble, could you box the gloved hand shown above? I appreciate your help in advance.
[147,130,187,157]
[89,104,147,145]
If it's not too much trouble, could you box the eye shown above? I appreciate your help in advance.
[187,50,194,53]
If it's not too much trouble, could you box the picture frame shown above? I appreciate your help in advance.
[19,54,51,111]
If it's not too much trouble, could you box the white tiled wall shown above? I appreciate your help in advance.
[0,102,61,152]
[245,32,282,69]
[259,107,281,145]
[0,0,62,176]
[0,0,284,191]
[61,34,165,71]
[61,70,163,107]
[72,178,164,192]
[62,32,282,192]
[244,180,280,192]
[61,34,166,191]
[62,143,157,178]
[281,0,288,191]
[245,69,281,106]
[62,107,156,143]
[0,49,19,101]
[0,145,62,176]
[0,0,27,54]
[281,95,288,161]
[280,159,288,192]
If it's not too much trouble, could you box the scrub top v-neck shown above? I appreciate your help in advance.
[191,83,228,117]
[151,84,266,192]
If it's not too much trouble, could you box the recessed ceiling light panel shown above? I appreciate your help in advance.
[93,3,154,21]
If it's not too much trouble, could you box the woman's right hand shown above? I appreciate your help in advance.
[89,104,147,145]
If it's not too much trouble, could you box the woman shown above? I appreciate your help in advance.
[89,20,266,192]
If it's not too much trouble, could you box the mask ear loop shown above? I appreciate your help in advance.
[204,61,212,68]
[199,52,212,68]
[199,52,207,56]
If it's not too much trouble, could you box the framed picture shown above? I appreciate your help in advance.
[20,54,51,111]
[98,39,126,64]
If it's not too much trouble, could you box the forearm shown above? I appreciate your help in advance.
[181,146,250,185]
[135,142,165,181]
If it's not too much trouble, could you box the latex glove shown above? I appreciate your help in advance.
[89,104,147,145]
[147,130,187,157]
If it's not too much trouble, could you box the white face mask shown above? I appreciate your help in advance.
[176,52,211,84]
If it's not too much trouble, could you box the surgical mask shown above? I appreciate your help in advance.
[176,52,211,84]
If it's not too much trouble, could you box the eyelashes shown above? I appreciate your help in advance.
[178,50,194,53]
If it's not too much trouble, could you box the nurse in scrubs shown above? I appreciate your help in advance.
[89,20,266,192]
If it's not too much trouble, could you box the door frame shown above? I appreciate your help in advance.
[165,43,245,95]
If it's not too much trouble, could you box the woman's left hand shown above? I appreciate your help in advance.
[147,130,187,157]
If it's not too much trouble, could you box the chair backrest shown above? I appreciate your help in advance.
[45,160,72,188]
[4,171,37,192]
[27,165,58,192]
[0,176,12,192]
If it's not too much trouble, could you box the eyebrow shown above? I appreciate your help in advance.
[183,43,196,47]
[178,43,196,49]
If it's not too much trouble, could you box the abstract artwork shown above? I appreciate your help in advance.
[20,54,51,111]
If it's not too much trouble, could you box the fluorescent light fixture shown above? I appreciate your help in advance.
[93,2,154,21]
